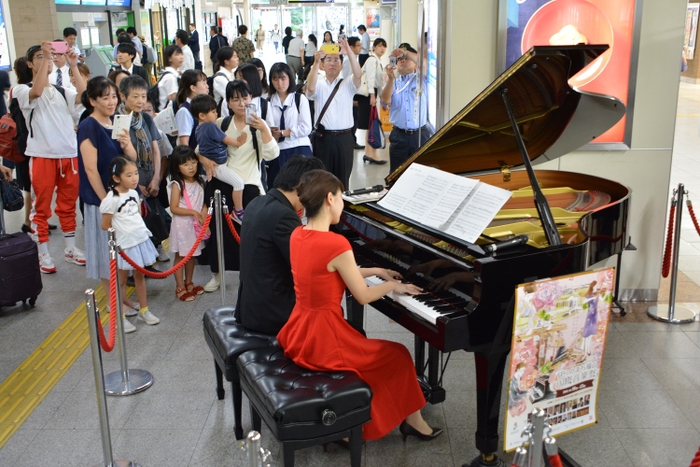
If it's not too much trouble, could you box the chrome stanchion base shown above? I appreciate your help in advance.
[92,460,142,467]
[647,304,698,324]
[104,369,153,396]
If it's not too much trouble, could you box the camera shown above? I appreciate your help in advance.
[338,33,346,41]
[245,104,257,124]
[389,56,397,67]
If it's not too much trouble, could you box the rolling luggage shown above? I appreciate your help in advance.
[0,210,42,308]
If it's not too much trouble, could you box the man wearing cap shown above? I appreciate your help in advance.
[306,37,362,188]
[381,44,432,173]
[15,42,87,274]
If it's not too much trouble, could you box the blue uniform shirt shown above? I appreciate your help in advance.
[386,72,428,130]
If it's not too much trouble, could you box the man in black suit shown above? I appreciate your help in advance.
[235,156,324,335]
[209,26,228,73]
[115,43,148,84]
[188,23,201,68]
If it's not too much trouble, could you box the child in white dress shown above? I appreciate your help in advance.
[100,157,160,332]
[169,146,208,301]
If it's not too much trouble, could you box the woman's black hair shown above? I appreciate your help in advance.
[108,68,130,85]
[109,156,137,196]
[373,37,387,49]
[164,44,183,67]
[14,57,33,84]
[297,169,344,219]
[80,76,119,117]
[169,145,205,190]
[177,69,207,105]
[268,62,296,95]
[247,58,269,95]
[225,79,251,102]
[214,46,235,73]
[235,63,263,98]
[323,31,334,43]
[307,34,318,48]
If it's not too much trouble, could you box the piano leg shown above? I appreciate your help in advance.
[414,338,446,404]
[345,293,367,336]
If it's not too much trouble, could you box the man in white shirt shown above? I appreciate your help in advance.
[306,37,362,188]
[357,25,370,67]
[63,27,83,62]
[49,46,75,91]
[287,29,305,84]
[175,29,195,72]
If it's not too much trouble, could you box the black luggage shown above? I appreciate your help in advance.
[0,231,42,308]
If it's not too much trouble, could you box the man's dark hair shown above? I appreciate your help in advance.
[210,26,218,34]
[116,28,126,36]
[126,27,138,36]
[117,42,136,59]
[348,36,361,47]
[63,27,77,38]
[189,94,217,120]
[189,23,196,28]
[117,33,131,45]
[274,156,325,191]
[285,26,292,36]
[175,29,189,46]
[238,25,248,36]
[357,25,366,32]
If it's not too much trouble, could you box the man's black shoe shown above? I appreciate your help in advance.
[48,224,57,230]
[354,143,365,150]
[144,265,159,277]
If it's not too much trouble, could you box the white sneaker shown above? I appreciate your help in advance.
[65,247,86,266]
[203,275,220,292]
[123,304,139,317]
[122,317,136,333]
[39,253,57,274]
[156,244,170,262]
[138,310,160,325]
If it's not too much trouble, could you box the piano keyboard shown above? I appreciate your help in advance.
[354,242,472,325]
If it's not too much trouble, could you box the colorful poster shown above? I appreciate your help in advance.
[504,268,614,451]
[503,0,637,145]
[684,4,699,60]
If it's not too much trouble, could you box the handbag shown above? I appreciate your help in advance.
[310,79,344,143]
[357,73,370,97]
[367,106,386,149]
[140,196,169,244]
[0,178,24,212]
[181,181,210,240]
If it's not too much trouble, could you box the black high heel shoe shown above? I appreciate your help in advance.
[399,421,443,442]
[363,155,387,165]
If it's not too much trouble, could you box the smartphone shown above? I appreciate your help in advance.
[51,41,69,54]
[389,56,397,67]
[321,44,340,55]
[245,104,257,124]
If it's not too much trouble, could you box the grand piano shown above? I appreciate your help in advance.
[341,45,630,467]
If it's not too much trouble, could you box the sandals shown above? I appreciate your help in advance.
[186,282,204,295]
[176,287,196,302]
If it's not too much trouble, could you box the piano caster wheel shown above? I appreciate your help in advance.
[465,454,507,467]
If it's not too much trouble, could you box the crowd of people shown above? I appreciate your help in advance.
[0,22,438,443]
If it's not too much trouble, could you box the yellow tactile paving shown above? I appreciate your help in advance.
[0,286,119,449]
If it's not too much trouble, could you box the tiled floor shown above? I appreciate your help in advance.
[1,76,700,466]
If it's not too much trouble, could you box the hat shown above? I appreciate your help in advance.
[138,34,146,41]
[26,45,42,60]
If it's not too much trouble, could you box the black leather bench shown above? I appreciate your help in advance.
[238,346,372,467]
[202,306,278,439]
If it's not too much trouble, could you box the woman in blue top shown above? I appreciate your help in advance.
[78,76,139,311]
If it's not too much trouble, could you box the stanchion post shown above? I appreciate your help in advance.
[85,289,142,467]
[527,408,546,467]
[214,190,227,305]
[648,183,698,323]
[103,229,154,396]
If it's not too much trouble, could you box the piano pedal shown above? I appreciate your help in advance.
[417,375,446,404]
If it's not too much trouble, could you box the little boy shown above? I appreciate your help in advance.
[190,94,246,220]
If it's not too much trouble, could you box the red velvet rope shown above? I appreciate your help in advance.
[688,200,700,238]
[119,214,212,278]
[689,445,700,467]
[547,454,564,467]
[96,258,118,352]
[224,212,241,244]
[662,202,676,278]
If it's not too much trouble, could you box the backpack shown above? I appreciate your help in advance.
[0,84,66,163]
[142,44,149,65]
[147,71,175,112]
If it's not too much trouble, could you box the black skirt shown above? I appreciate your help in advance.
[355,94,371,130]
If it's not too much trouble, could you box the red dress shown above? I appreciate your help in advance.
[277,227,426,440]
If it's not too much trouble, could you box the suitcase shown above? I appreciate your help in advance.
[0,227,43,308]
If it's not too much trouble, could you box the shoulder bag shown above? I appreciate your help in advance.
[310,78,343,143]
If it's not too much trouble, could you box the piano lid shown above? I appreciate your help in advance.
[386,45,626,185]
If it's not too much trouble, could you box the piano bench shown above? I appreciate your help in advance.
[202,305,278,440]
[238,346,372,467]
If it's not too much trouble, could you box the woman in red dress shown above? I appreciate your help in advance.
[277,170,442,442]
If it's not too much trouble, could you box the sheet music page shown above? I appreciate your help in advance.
[111,112,132,139]
[153,105,177,135]
[444,183,512,243]
[377,164,475,224]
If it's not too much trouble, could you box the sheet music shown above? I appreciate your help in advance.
[378,164,477,225]
[444,183,512,243]
[377,163,511,244]
[111,112,132,139]
[153,105,177,135]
